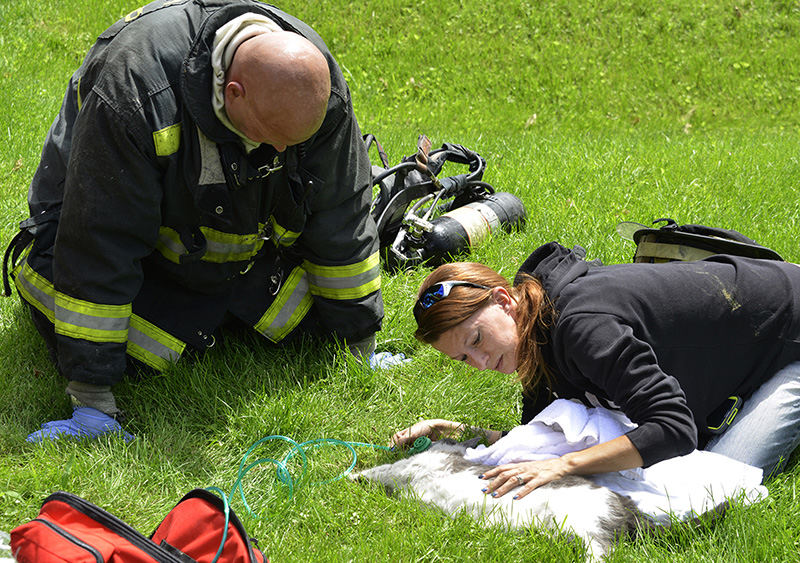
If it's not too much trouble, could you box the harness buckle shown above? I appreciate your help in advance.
[255,156,284,180]
[269,269,283,296]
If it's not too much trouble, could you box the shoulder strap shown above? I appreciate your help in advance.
[653,218,760,245]
[631,218,784,262]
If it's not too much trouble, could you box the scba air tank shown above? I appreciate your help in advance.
[421,192,527,265]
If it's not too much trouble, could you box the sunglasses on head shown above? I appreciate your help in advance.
[413,280,489,321]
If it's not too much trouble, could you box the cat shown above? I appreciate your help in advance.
[351,439,647,561]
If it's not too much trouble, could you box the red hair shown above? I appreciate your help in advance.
[414,263,553,393]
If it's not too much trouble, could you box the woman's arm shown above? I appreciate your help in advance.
[391,419,504,447]
[552,313,698,466]
[480,434,644,499]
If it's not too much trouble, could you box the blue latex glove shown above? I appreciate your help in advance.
[369,351,411,370]
[26,407,134,443]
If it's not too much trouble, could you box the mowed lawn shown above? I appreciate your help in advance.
[1,1,799,561]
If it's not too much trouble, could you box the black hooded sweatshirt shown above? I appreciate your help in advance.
[516,242,800,467]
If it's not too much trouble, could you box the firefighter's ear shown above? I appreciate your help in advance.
[223,80,247,130]
[224,80,245,101]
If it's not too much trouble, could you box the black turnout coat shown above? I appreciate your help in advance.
[10,0,382,386]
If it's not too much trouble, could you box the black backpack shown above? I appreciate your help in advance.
[618,218,784,263]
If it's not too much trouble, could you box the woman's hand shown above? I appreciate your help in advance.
[479,435,644,500]
[479,458,569,499]
[390,419,462,447]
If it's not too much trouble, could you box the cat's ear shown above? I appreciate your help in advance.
[460,437,483,449]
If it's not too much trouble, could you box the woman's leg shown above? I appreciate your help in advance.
[706,361,800,480]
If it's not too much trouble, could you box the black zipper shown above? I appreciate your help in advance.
[32,518,103,563]
[43,491,187,563]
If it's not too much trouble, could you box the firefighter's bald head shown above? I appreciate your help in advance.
[224,31,331,152]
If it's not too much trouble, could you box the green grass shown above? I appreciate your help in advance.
[2,0,800,561]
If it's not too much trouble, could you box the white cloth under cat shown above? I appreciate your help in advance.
[464,398,768,524]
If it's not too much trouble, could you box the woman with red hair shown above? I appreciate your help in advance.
[393,242,800,500]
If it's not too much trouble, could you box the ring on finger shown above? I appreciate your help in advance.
[515,475,524,486]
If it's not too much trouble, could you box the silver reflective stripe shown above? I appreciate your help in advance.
[205,237,258,261]
[306,264,380,291]
[18,263,131,344]
[269,216,301,247]
[156,226,264,264]
[255,267,313,342]
[156,228,185,263]
[127,315,185,371]
[15,261,56,322]
[53,293,131,344]
[55,307,129,332]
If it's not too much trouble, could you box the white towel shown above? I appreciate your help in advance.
[0,530,13,563]
[464,399,768,524]
[465,398,643,479]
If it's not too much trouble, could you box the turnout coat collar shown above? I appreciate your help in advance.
[182,2,274,144]
[181,1,338,145]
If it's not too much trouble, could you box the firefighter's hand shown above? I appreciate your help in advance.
[369,351,411,370]
[26,407,133,443]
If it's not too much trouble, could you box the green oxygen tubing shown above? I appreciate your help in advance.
[204,434,432,563]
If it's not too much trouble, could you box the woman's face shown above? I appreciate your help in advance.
[432,287,519,373]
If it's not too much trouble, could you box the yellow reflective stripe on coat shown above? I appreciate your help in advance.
[153,123,181,157]
[202,226,266,263]
[16,259,130,343]
[154,227,184,263]
[127,315,185,371]
[12,256,184,371]
[269,215,301,248]
[302,252,381,300]
[156,226,266,264]
[54,293,131,344]
[254,266,313,342]
[76,77,83,111]
[14,260,56,323]
[14,261,131,342]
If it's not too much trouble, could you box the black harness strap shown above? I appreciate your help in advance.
[2,206,62,297]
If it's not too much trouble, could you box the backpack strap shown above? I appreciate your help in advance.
[631,218,784,263]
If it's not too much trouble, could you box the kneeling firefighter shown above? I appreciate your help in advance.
[1,0,402,443]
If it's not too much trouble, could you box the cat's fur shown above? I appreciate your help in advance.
[351,439,646,561]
